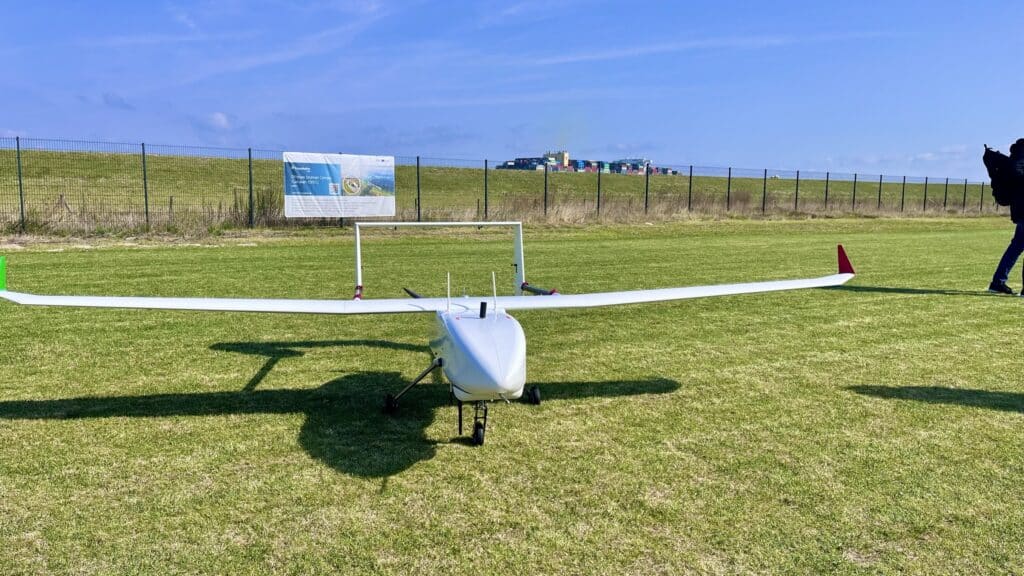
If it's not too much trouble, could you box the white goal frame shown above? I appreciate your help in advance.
[353,221,526,299]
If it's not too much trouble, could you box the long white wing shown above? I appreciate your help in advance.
[0,291,448,314]
[496,272,853,311]
[0,245,854,315]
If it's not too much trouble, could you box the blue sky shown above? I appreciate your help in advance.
[2,1,1021,178]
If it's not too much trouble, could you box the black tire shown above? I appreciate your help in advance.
[472,422,486,446]
[527,385,541,405]
[384,394,399,414]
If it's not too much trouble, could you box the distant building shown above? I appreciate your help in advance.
[494,157,547,170]
[497,151,675,175]
[544,150,570,168]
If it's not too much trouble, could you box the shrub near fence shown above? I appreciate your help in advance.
[0,137,997,234]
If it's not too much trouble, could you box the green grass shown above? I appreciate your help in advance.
[0,149,997,233]
[2,218,1024,574]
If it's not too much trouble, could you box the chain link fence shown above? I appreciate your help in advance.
[0,137,996,234]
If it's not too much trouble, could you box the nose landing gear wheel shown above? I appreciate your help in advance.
[472,421,486,446]
[470,401,489,446]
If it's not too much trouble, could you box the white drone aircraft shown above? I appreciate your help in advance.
[0,222,855,445]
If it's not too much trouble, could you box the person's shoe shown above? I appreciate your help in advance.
[988,281,1016,295]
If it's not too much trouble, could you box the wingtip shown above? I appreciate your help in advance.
[837,244,855,275]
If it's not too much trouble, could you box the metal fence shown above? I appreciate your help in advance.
[0,137,996,233]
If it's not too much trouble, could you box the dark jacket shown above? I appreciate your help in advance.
[1012,153,1024,223]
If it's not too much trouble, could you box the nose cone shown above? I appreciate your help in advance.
[442,310,526,399]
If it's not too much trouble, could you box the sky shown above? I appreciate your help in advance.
[1,0,1022,179]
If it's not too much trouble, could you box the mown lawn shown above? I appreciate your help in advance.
[1,218,1023,574]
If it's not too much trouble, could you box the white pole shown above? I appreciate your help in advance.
[513,223,525,295]
[354,223,363,299]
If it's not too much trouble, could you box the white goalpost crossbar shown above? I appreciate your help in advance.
[353,221,526,299]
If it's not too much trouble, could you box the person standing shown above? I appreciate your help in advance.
[989,139,1024,294]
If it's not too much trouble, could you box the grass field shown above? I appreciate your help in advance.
[0,148,997,233]
[2,218,1024,574]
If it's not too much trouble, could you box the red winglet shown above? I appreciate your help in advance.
[837,244,855,275]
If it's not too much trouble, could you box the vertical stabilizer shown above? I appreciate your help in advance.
[837,245,855,275]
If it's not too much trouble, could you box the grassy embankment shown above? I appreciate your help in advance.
[0,149,996,233]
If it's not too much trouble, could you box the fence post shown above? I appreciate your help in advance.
[852,173,858,211]
[484,159,489,219]
[794,170,800,211]
[16,136,25,233]
[761,168,768,214]
[540,161,548,215]
[141,143,150,228]
[644,163,650,214]
[543,163,548,216]
[687,165,693,211]
[923,177,929,211]
[726,167,732,211]
[247,148,254,228]
[980,182,985,212]
[416,156,422,222]
[961,178,968,211]
[824,171,830,210]
[597,169,602,215]
[901,176,906,212]
[877,174,883,210]
[943,177,949,209]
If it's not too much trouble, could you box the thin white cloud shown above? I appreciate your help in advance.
[531,31,889,66]
[827,144,982,179]
[101,92,134,111]
[76,30,259,48]
[189,111,251,146]
[166,3,198,30]
[344,86,639,111]
[312,0,386,15]
[170,9,390,87]
[208,112,231,130]
[261,0,388,15]
[476,0,587,27]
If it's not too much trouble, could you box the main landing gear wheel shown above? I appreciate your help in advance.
[472,421,486,446]
[526,385,541,405]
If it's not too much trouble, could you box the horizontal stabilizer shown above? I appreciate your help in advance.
[520,282,558,296]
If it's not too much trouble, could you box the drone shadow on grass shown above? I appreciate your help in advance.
[848,385,1024,414]
[0,339,679,478]
[824,285,994,298]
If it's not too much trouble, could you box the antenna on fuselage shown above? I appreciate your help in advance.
[446,272,451,313]
[491,271,498,318]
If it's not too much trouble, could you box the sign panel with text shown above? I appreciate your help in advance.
[283,152,395,218]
